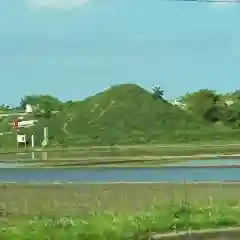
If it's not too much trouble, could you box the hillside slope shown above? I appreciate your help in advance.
[61,84,240,146]
[63,84,207,145]
[1,84,240,148]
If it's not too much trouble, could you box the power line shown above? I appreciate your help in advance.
[165,0,240,3]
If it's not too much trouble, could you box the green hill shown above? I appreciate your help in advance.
[65,84,211,145]
[1,84,240,148]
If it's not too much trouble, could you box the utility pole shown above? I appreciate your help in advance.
[43,127,48,146]
[31,134,35,160]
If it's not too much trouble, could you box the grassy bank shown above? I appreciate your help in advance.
[1,143,240,167]
[1,154,240,168]
[10,155,240,168]
[2,142,240,154]
[1,183,240,215]
[1,183,240,239]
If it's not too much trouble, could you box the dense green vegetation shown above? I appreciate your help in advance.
[1,202,240,239]
[179,89,240,126]
[1,84,240,148]
[1,183,240,239]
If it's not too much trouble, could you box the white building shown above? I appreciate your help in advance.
[168,99,186,109]
[25,104,33,113]
[225,100,235,106]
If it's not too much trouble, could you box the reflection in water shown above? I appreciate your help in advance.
[0,163,30,168]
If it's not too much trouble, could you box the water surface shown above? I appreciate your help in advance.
[0,166,240,182]
[0,158,240,182]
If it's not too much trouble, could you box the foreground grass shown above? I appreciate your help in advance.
[2,183,240,216]
[3,203,240,239]
[1,183,240,239]
[1,201,240,239]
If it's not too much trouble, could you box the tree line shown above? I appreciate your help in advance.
[153,86,240,127]
[1,86,240,127]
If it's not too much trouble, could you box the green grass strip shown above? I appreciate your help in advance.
[1,201,240,239]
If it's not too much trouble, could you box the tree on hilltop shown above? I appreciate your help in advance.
[152,85,164,100]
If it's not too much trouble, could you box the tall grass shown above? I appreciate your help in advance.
[1,199,240,239]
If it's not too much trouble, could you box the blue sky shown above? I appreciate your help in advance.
[1,0,240,105]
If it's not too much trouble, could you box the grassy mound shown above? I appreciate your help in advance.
[63,84,208,145]
[62,84,240,146]
[1,84,240,148]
